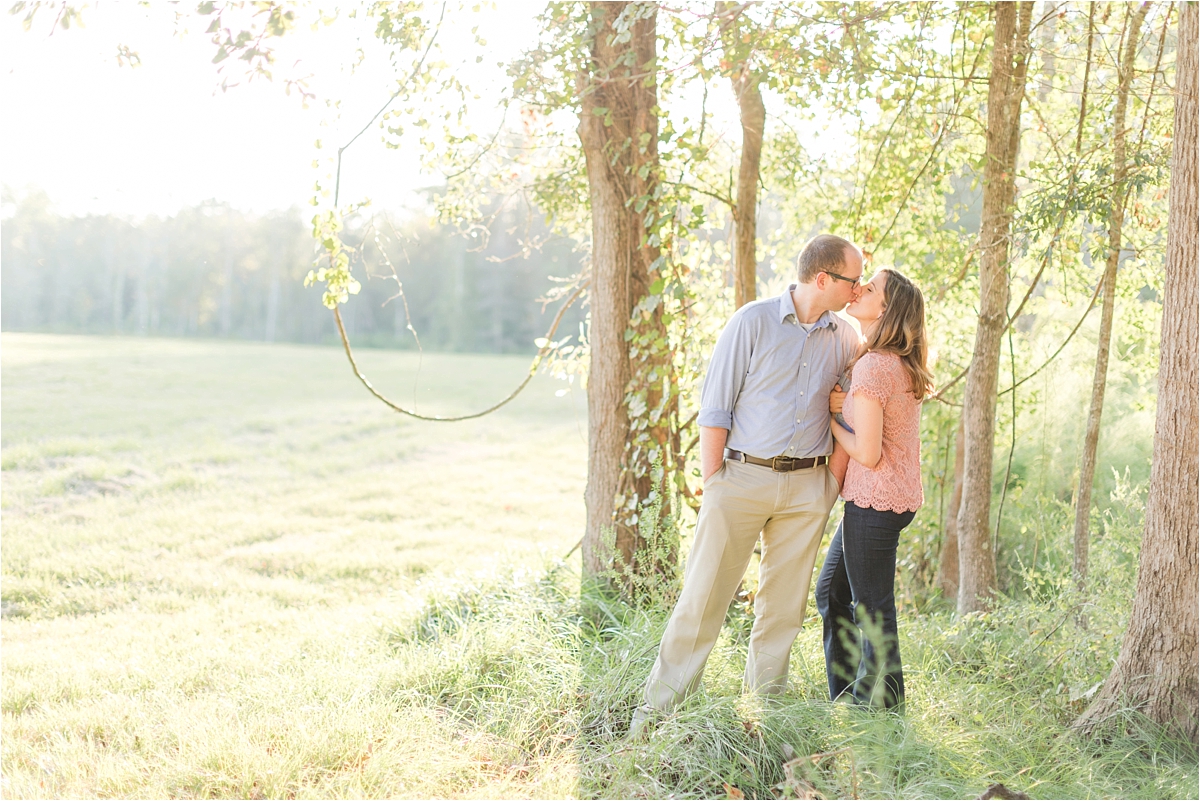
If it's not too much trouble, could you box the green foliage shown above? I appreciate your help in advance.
[185,1,310,96]
[1,334,1189,798]
[8,0,85,33]
[3,0,1190,792]
[374,548,1195,799]
[370,1,427,50]
[292,1,1174,570]
[599,455,681,610]
[11,0,1178,608]
[0,191,583,352]
[306,210,360,308]
[901,322,1158,611]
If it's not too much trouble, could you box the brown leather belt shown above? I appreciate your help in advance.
[725,449,829,472]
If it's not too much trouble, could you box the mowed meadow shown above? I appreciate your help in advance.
[2,333,1196,799]
[1,332,588,797]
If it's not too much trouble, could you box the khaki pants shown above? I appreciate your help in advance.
[642,458,840,712]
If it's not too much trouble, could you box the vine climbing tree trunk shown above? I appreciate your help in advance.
[956,1,1031,615]
[1072,2,1148,591]
[718,1,765,309]
[577,2,673,588]
[1074,1,1198,742]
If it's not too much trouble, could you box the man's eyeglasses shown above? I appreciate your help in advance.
[824,269,863,286]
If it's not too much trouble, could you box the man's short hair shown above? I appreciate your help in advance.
[797,234,857,283]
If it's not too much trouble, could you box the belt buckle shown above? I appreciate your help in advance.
[770,455,791,472]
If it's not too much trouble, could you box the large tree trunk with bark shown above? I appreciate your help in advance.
[1073,3,1149,591]
[718,2,765,309]
[578,2,671,585]
[956,1,1032,615]
[1075,2,1198,742]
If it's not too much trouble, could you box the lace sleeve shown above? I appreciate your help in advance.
[850,353,895,408]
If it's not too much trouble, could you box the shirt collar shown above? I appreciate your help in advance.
[780,284,839,330]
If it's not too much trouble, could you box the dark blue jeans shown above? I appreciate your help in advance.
[814,501,915,708]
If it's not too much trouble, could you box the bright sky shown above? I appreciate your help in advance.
[2,2,854,225]
[2,1,544,218]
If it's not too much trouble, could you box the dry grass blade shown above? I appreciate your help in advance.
[977,782,1033,800]
[782,747,859,800]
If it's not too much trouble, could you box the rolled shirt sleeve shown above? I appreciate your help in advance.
[697,310,752,430]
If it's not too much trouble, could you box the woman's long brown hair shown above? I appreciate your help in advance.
[862,268,935,400]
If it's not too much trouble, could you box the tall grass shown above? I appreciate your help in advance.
[2,333,1193,798]
[374,539,1195,799]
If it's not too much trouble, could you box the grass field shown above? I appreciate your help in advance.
[2,333,1196,799]
[1,333,588,797]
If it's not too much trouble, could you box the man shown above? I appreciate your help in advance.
[632,234,863,732]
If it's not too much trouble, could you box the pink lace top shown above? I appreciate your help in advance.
[841,351,924,513]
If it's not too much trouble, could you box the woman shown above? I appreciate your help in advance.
[815,267,933,709]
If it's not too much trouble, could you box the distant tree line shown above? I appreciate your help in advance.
[0,190,586,354]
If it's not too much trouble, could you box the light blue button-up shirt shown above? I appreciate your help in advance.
[697,285,861,459]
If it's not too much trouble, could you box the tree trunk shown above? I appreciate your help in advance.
[1073,3,1148,591]
[578,2,670,584]
[718,2,765,310]
[1075,2,1198,742]
[957,1,1032,615]
[936,414,965,600]
[220,224,234,337]
[136,234,150,336]
[110,240,125,333]
[266,247,280,343]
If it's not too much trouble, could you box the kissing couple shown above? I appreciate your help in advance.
[632,233,935,734]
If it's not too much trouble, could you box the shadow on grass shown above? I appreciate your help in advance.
[378,561,1197,800]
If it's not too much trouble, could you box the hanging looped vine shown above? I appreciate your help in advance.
[308,1,587,424]
[331,282,585,422]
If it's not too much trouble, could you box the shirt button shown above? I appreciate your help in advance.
[796,419,801,423]
[803,363,807,367]
[800,391,805,396]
